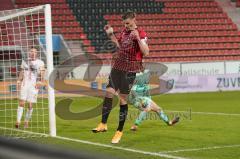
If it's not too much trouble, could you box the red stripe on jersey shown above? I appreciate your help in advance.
[112,28,147,73]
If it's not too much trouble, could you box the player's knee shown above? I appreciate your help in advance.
[144,107,151,112]
[28,105,33,110]
[19,100,25,107]
[105,87,115,98]
[119,94,128,105]
[156,107,161,112]
[119,97,127,105]
[158,106,163,111]
[120,100,127,105]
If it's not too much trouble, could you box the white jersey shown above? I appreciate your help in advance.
[21,59,45,86]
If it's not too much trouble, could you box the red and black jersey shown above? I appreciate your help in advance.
[112,28,147,73]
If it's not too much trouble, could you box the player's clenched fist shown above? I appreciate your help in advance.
[130,30,140,41]
[104,25,114,36]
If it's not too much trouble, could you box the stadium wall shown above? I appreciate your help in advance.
[160,73,240,94]
[70,61,240,79]
[164,61,240,76]
[2,61,240,95]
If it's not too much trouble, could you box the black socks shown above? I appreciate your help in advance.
[101,97,113,124]
[117,104,128,132]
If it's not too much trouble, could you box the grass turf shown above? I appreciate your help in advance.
[1,91,240,159]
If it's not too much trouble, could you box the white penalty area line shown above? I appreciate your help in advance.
[54,135,188,159]
[166,110,240,116]
[159,144,240,154]
[0,127,188,159]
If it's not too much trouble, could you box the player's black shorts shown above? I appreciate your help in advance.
[107,68,136,94]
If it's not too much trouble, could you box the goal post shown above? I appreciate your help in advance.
[45,4,56,137]
[0,4,56,137]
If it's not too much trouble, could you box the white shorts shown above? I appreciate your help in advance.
[20,84,39,103]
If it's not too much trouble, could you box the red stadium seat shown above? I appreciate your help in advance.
[14,0,240,62]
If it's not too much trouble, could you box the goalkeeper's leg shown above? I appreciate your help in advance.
[150,101,180,126]
[130,97,152,131]
[131,110,148,131]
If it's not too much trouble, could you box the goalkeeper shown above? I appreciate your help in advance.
[128,70,180,131]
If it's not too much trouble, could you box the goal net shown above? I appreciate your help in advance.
[0,5,56,138]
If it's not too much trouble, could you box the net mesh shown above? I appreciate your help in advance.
[0,6,50,138]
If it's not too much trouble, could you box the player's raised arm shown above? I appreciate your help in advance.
[104,25,120,48]
[138,36,149,56]
[131,30,149,56]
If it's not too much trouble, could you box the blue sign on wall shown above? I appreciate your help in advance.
[39,35,61,52]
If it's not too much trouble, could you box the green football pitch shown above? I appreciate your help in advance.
[1,91,240,159]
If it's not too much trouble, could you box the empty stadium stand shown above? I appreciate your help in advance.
[0,1,22,62]
[0,0,15,11]
[236,0,240,7]
[12,0,240,62]
[0,0,15,46]
[105,0,240,62]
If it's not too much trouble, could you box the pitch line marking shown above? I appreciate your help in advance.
[159,144,240,154]
[54,135,189,159]
[166,110,240,116]
[0,127,188,159]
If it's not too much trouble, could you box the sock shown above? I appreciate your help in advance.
[25,108,33,122]
[157,111,169,124]
[117,104,128,132]
[17,106,24,123]
[101,97,113,124]
[135,111,147,126]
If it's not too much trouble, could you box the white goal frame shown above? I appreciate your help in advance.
[0,4,56,137]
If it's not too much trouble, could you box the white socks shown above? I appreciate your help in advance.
[17,106,33,124]
[17,106,24,123]
[25,108,33,122]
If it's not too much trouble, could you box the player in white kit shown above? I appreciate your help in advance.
[15,48,45,129]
